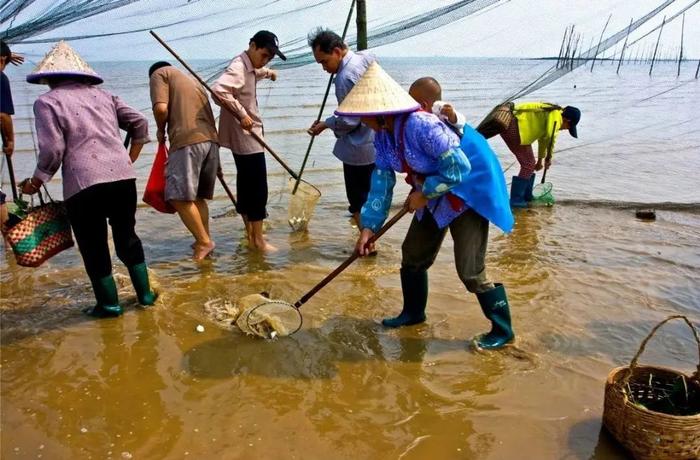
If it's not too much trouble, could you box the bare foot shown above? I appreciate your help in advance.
[251,238,277,253]
[193,241,216,260]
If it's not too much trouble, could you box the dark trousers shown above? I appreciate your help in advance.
[343,162,374,214]
[66,179,145,280]
[233,152,268,222]
[401,209,494,293]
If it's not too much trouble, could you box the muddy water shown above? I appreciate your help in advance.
[2,58,700,459]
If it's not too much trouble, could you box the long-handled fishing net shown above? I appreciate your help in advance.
[148,30,323,233]
[288,0,356,232]
[532,121,557,207]
[240,206,409,338]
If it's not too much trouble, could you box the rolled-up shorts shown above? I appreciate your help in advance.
[165,141,220,202]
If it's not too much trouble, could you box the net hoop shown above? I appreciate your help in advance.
[243,300,303,339]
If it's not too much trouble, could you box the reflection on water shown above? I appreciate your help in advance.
[2,58,699,458]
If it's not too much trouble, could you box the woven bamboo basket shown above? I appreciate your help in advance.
[603,315,700,460]
[475,102,514,139]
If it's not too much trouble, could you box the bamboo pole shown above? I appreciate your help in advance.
[591,14,612,72]
[562,25,575,69]
[617,18,633,74]
[356,0,367,51]
[556,25,569,68]
[649,16,666,76]
[292,0,356,194]
[149,31,299,180]
[677,13,684,77]
[571,33,581,70]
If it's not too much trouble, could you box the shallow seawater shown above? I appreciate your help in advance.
[1,58,699,459]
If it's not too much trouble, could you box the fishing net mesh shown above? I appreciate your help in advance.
[236,297,302,339]
[532,182,554,206]
[288,178,321,232]
[4,0,681,105]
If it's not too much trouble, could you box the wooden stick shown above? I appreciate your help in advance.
[5,154,18,202]
[541,121,558,184]
[556,26,569,69]
[591,14,612,72]
[649,16,666,76]
[216,171,238,207]
[677,13,685,77]
[149,30,299,180]
[617,18,633,75]
[292,0,356,194]
[294,206,409,308]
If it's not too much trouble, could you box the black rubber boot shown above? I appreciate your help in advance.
[382,268,428,328]
[84,275,123,318]
[474,283,515,349]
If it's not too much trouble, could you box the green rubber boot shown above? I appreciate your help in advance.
[382,268,427,328]
[127,262,157,306]
[85,275,123,318]
[474,283,514,349]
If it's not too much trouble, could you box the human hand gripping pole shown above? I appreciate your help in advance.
[292,0,357,194]
[243,205,410,338]
[149,30,299,180]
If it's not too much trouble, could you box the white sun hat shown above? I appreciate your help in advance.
[26,41,103,85]
[334,62,419,117]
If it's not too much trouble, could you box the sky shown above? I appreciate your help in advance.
[4,0,699,62]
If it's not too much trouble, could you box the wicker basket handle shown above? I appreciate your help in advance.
[621,315,700,388]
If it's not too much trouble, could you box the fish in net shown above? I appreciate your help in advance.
[287,178,321,232]
[235,293,302,339]
[204,293,302,339]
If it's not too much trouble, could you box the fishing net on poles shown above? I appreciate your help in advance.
[287,178,321,232]
[504,0,680,101]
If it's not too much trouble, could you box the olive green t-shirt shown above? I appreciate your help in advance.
[149,66,218,151]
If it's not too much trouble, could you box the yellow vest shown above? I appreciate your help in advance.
[513,102,563,159]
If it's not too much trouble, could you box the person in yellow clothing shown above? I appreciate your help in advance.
[500,103,580,207]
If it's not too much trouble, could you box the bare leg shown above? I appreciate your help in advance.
[249,220,276,252]
[170,200,215,260]
[194,199,210,234]
[1,203,11,249]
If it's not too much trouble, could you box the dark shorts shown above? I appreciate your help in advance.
[165,141,220,201]
[343,163,375,214]
[233,152,267,222]
[0,189,6,205]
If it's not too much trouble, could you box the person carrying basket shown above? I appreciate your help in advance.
[19,41,157,318]
[497,102,581,208]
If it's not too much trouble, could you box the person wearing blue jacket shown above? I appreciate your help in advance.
[341,63,515,350]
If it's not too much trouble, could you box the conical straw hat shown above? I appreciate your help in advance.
[27,41,103,85]
[335,62,419,117]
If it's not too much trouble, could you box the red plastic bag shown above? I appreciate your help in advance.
[143,142,176,214]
